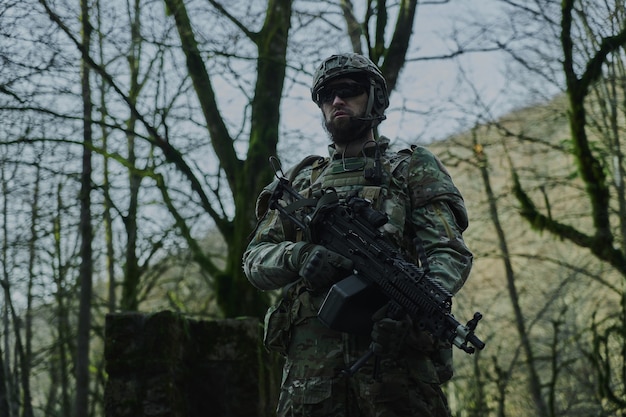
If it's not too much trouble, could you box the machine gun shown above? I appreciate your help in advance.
[267,157,485,373]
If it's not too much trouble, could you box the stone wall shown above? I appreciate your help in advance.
[104,311,267,417]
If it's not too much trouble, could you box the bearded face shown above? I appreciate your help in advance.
[323,113,370,145]
[318,78,371,145]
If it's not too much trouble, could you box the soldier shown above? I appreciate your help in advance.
[243,53,473,417]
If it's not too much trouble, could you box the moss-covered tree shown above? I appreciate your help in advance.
[501,0,626,412]
[161,0,422,318]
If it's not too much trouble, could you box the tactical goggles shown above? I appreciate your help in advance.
[315,83,367,104]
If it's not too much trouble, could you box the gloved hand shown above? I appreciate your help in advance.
[289,242,353,290]
[370,305,412,358]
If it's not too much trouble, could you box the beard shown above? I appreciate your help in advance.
[323,113,371,145]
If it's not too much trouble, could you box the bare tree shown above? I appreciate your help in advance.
[0,0,502,414]
[159,0,426,317]
[465,0,626,414]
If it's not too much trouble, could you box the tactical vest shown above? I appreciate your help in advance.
[290,148,415,259]
[261,145,459,383]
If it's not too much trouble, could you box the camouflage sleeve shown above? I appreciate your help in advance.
[407,146,473,294]
[242,187,300,291]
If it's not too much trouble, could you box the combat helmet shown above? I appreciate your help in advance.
[311,53,389,127]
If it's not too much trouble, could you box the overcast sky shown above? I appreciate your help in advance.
[277,0,521,161]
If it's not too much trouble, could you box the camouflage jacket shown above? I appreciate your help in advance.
[243,137,473,295]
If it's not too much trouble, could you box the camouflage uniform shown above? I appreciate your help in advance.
[243,136,473,417]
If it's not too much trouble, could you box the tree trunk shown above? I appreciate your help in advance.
[22,164,40,417]
[0,164,15,417]
[163,0,294,318]
[74,0,94,414]
[473,134,550,417]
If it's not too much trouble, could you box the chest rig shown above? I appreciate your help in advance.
[290,147,413,252]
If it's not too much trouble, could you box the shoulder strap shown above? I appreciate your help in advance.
[281,155,329,242]
[287,155,328,183]
[309,156,330,184]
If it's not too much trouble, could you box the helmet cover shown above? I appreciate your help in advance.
[311,53,389,125]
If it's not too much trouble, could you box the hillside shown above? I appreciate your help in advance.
[428,94,624,416]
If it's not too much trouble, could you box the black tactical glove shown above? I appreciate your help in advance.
[370,305,412,358]
[289,242,354,290]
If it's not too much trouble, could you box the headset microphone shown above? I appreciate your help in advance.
[354,115,386,123]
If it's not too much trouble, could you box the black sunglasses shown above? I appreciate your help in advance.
[316,83,367,104]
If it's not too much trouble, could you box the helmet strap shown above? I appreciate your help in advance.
[365,79,376,123]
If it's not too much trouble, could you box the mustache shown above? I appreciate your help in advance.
[332,108,355,118]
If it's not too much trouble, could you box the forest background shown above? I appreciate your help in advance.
[1,0,625,416]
